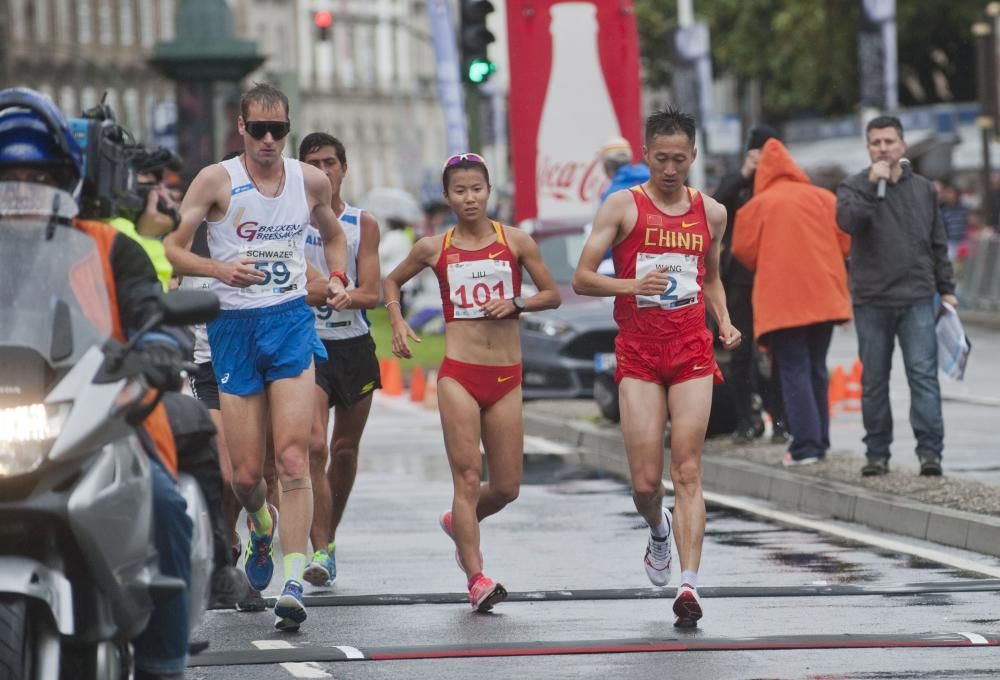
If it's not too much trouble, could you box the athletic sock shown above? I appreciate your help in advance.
[649,513,670,539]
[284,552,307,583]
[326,540,336,554]
[681,570,698,589]
[249,502,273,536]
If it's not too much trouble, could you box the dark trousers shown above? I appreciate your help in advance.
[770,323,834,460]
[724,284,785,428]
[853,301,944,462]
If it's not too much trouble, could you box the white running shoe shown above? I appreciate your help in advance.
[643,508,673,586]
[673,583,703,628]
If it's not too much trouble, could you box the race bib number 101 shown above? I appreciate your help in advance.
[448,259,514,319]
[635,251,700,310]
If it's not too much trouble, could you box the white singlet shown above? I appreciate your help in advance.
[304,203,369,340]
[206,156,311,310]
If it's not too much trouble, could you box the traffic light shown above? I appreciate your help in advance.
[314,10,333,42]
[460,0,496,84]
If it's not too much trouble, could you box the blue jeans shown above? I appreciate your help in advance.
[853,301,944,462]
[133,457,192,675]
[770,323,834,460]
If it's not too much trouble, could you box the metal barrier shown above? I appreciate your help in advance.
[959,234,1000,311]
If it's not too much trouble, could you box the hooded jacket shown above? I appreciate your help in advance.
[731,139,852,342]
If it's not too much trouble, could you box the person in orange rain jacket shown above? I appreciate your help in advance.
[732,137,851,467]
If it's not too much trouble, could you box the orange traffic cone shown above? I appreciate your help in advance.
[845,359,863,399]
[410,366,426,403]
[423,369,439,410]
[381,358,403,396]
[828,365,847,413]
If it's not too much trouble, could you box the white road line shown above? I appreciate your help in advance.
[252,639,332,678]
[958,632,991,645]
[663,483,1000,579]
[334,645,366,659]
[524,435,576,455]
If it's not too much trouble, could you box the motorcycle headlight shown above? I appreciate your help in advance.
[0,403,70,476]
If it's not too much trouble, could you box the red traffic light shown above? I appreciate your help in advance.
[314,10,333,29]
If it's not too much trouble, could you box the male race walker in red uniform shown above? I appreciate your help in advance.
[573,108,741,627]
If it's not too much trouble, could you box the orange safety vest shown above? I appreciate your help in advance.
[73,219,179,476]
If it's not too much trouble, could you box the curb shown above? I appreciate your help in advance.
[524,411,1000,559]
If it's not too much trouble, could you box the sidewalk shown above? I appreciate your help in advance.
[523,394,1000,559]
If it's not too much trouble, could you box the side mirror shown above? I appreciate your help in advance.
[160,289,219,326]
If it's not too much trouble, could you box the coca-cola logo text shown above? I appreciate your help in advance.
[537,155,610,204]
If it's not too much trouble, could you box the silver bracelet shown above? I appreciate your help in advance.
[385,300,401,309]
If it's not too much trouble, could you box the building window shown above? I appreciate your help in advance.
[11,0,26,41]
[59,86,77,118]
[159,0,174,41]
[123,88,141,132]
[140,0,155,47]
[97,0,113,45]
[53,0,71,45]
[33,0,50,44]
[77,0,92,44]
[119,0,134,46]
[81,87,99,111]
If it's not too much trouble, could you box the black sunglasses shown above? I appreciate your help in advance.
[245,120,291,141]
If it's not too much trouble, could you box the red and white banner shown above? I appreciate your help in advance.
[507,0,643,225]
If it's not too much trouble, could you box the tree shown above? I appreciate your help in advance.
[633,0,985,121]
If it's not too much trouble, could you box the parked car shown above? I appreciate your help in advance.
[520,226,739,436]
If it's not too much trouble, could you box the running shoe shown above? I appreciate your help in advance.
[235,586,267,613]
[782,452,821,467]
[303,549,336,587]
[274,579,308,632]
[439,510,483,572]
[243,503,278,592]
[672,583,703,628]
[468,574,507,612]
[643,508,673,586]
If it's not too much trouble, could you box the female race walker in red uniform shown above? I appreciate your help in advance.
[383,153,561,612]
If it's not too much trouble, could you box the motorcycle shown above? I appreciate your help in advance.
[0,184,218,679]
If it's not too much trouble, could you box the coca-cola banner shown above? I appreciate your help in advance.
[507,0,643,225]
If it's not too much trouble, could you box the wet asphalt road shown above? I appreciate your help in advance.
[187,395,1000,679]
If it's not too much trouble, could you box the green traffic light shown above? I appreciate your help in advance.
[467,58,496,84]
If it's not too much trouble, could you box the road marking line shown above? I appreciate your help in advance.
[335,645,365,659]
[958,632,991,645]
[678,484,1000,578]
[253,640,332,677]
[524,435,575,455]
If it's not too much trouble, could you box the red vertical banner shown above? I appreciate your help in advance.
[507,0,642,225]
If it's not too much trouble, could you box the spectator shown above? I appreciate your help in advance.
[714,125,788,444]
[598,136,649,204]
[934,177,968,259]
[732,138,851,466]
[835,115,957,477]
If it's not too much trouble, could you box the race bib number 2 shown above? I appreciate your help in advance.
[635,252,700,310]
[448,259,514,319]
[238,241,305,297]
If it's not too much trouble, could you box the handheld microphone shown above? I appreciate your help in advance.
[876,158,908,200]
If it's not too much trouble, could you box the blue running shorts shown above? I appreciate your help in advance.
[207,297,327,396]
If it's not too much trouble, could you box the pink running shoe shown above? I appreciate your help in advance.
[439,511,483,572]
[672,583,703,628]
[468,574,507,612]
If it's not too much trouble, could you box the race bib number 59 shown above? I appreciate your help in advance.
[448,259,514,319]
[238,241,305,297]
[635,252,700,310]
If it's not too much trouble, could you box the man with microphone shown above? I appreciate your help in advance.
[836,116,957,477]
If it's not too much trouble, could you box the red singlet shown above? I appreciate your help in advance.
[433,221,522,323]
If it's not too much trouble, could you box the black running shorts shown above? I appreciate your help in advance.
[315,335,381,409]
[189,361,220,411]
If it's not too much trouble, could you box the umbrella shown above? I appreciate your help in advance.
[359,187,424,225]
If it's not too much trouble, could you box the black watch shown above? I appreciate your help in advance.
[512,296,526,313]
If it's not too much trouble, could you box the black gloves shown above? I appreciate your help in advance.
[137,341,185,392]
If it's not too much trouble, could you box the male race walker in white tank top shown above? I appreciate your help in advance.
[164,84,349,632]
[296,133,383,588]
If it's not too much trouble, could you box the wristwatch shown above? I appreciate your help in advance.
[512,296,526,313]
[329,270,349,287]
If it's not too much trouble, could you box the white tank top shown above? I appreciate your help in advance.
[305,203,369,340]
[206,156,311,310]
[179,274,213,364]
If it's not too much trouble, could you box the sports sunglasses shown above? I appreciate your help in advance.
[245,120,291,141]
[443,152,486,169]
